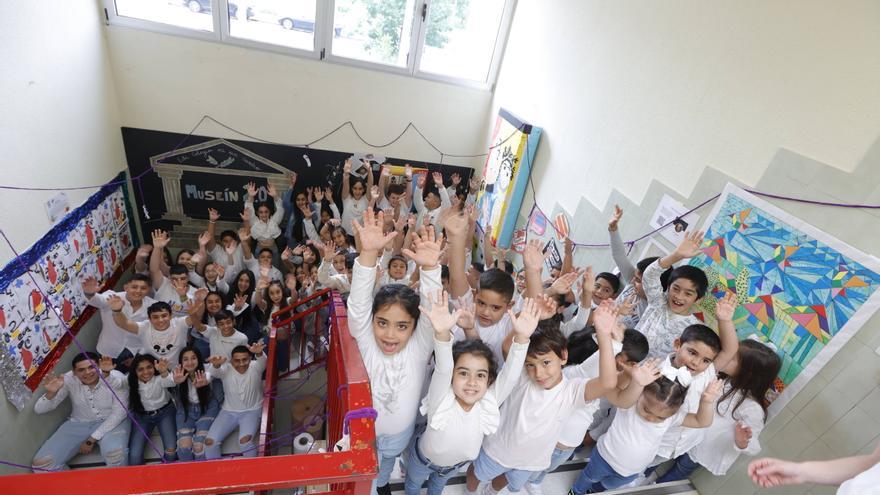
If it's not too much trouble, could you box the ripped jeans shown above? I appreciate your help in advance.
[176,396,220,461]
[204,407,262,460]
[32,419,130,471]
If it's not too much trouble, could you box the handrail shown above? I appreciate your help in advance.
[1,291,377,495]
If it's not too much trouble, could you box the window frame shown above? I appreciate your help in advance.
[101,0,516,90]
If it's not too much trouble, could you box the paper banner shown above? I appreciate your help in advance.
[512,229,527,253]
[529,209,547,236]
[554,213,570,241]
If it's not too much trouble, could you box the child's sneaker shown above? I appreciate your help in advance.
[523,482,544,495]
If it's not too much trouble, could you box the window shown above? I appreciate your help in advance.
[103,0,514,88]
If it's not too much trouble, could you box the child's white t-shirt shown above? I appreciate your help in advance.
[136,317,190,366]
[636,260,701,358]
[689,383,764,475]
[598,403,687,477]
[89,291,154,358]
[837,461,880,495]
[137,373,176,412]
[419,338,528,467]
[657,359,716,459]
[341,196,368,236]
[201,326,249,360]
[450,290,513,367]
[154,277,197,316]
[482,373,594,471]
[347,259,442,437]
[212,354,267,411]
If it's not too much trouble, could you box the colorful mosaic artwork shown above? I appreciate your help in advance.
[690,184,880,416]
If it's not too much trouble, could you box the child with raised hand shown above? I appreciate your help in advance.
[341,158,373,236]
[127,354,186,465]
[347,208,444,495]
[244,181,285,252]
[204,341,267,460]
[571,366,724,494]
[405,293,540,495]
[148,229,198,316]
[377,164,412,223]
[316,240,353,293]
[466,299,622,495]
[414,171,452,236]
[658,337,781,482]
[637,230,710,358]
[175,346,219,462]
[110,294,204,366]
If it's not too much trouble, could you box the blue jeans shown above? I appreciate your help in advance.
[572,448,637,494]
[129,401,178,465]
[204,407,262,459]
[403,433,467,495]
[373,422,416,493]
[656,453,700,483]
[529,447,574,484]
[32,418,130,471]
[175,389,221,461]
[472,448,536,492]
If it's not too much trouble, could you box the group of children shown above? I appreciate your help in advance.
[31,163,783,495]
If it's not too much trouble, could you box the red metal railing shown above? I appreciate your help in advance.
[2,291,377,495]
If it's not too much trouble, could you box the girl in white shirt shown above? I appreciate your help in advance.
[347,209,444,494]
[570,365,723,494]
[659,338,781,481]
[244,181,285,252]
[404,294,540,495]
[174,346,220,462]
[341,158,373,236]
[127,354,185,465]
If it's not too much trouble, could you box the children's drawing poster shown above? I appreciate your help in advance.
[476,109,542,248]
[0,176,137,409]
[689,183,880,418]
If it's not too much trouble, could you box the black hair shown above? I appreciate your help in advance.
[302,244,321,265]
[387,254,408,269]
[257,247,274,258]
[495,259,515,275]
[331,226,353,248]
[128,273,151,285]
[344,252,358,271]
[621,328,649,363]
[371,283,420,326]
[349,176,367,197]
[289,189,310,244]
[169,264,189,276]
[719,339,781,421]
[527,325,567,359]
[176,249,195,263]
[471,262,485,274]
[214,309,233,323]
[147,301,173,316]
[260,280,291,325]
[127,354,158,414]
[478,268,515,302]
[387,183,406,197]
[225,269,257,330]
[636,257,672,291]
[565,328,596,365]
[219,230,239,242]
[452,339,499,385]
[441,265,450,280]
[596,272,622,295]
[668,265,709,299]
[72,351,100,368]
[201,291,225,324]
[644,376,689,411]
[177,346,213,419]
[231,345,252,359]
[680,324,722,356]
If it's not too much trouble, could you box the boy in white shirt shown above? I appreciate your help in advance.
[83,274,154,373]
[148,229,197,316]
[192,309,248,360]
[414,172,451,236]
[205,342,267,459]
[110,296,204,366]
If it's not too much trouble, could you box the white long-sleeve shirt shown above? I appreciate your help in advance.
[246,196,284,241]
[137,373,176,412]
[212,354,267,411]
[347,258,442,437]
[636,260,700,358]
[610,230,649,329]
[689,383,764,475]
[414,185,451,236]
[341,196,368,236]
[318,260,351,293]
[88,291,154,358]
[419,337,528,467]
[34,370,128,440]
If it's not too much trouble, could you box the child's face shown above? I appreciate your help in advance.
[332,230,348,247]
[371,303,416,355]
[452,352,491,408]
[181,351,199,373]
[149,309,172,331]
[351,181,365,199]
[222,236,238,250]
[295,193,308,210]
[258,250,273,267]
[425,192,441,210]
[231,352,251,374]
[672,339,718,375]
[388,192,401,208]
[170,272,189,288]
[237,275,251,293]
[515,271,526,294]
[217,318,236,337]
[321,210,331,223]
[204,263,218,282]
[268,284,285,305]
[388,259,407,280]
[257,205,271,222]
[474,289,512,327]
[177,251,194,269]
[310,266,318,280]
[525,350,566,389]
[332,254,346,273]
[631,269,645,299]
[124,280,150,303]
[295,266,306,283]
[637,394,678,423]
[592,278,617,305]
[667,277,701,315]
[205,294,223,314]
[302,248,316,265]
[73,359,99,386]
[135,359,156,383]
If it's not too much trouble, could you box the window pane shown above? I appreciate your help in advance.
[332,0,419,67]
[419,0,507,82]
[227,0,317,51]
[113,0,214,31]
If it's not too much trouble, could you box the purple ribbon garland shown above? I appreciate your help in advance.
[342,407,378,435]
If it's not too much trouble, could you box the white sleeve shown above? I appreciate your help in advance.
[304,218,321,243]
[493,341,528,404]
[189,270,206,288]
[424,337,454,415]
[414,187,426,213]
[610,229,636,284]
[560,304,591,338]
[270,197,285,226]
[87,292,110,309]
[34,384,69,414]
[347,258,378,341]
[642,260,668,306]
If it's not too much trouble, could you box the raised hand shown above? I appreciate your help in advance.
[99,355,116,374]
[454,297,476,330]
[431,171,443,186]
[343,158,352,173]
[715,291,737,322]
[300,202,314,217]
[402,226,443,269]
[81,276,100,295]
[43,374,65,394]
[441,207,469,240]
[267,183,278,198]
[193,370,209,388]
[107,293,125,312]
[351,209,397,254]
[370,185,380,201]
[380,166,391,178]
[510,298,540,340]
[256,276,270,291]
[734,421,753,449]
[629,358,662,386]
[246,182,257,198]
[238,226,251,242]
[208,355,227,369]
[186,298,204,319]
[314,187,324,202]
[172,277,189,296]
[417,174,426,190]
[468,175,479,193]
[322,240,337,261]
[522,239,548,270]
[324,186,333,202]
[213,262,225,279]
[701,379,724,404]
[172,365,186,384]
[248,341,265,356]
[748,458,805,488]
[534,293,558,320]
[419,291,462,335]
[136,244,153,259]
[233,293,248,311]
[208,208,220,222]
[673,229,705,259]
[608,204,623,231]
[592,300,620,338]
[617,294,637,316]
[194,287,209,302]
[239,208,251,224]
[151,229,170,249]
[281,247,292,262]
[198,231,211,248]
[548,269,580,295]
[450,172,461,186]
[404,164,413,180]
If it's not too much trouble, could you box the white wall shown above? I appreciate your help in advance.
[491,0,880,215]
[0,1,128,265]
[104,27,492,169]
[0,0,127,473]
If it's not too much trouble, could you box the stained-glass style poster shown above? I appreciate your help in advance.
[690,184,880,417]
